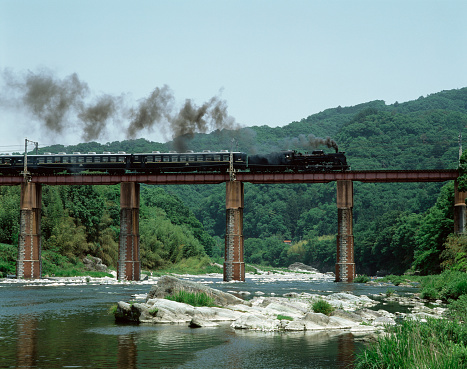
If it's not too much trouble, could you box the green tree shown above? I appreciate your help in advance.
[413,182,454,274]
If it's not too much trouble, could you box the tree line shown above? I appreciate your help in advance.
[2,87,467,277]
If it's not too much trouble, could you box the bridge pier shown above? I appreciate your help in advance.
[118,182,141,281]
[224,181,245,281]
[454,181,467,234]
[335,180,355,282]
[17,182,42,279]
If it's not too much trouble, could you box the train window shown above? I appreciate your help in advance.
[102,156,108,162]
[94,157,101,163]
[117,156,125,163]
[196,155,203,161]
[47,157,53,163]
[78,157,84,163]
[110,157,117,162]
[188,155,195,161]
[172,156,178,162]
[163,156,170,162]
[214,155,220,161]
[179,155,186,161]
[222,155,229,161]
[38,157,45,164]
[70,157,76,163]
[206,155,213,161]
[54,157,61,163]
[3,158,10,164]
[155,155,161,162]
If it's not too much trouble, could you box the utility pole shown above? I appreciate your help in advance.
[229,138,237,182]
[22,138,38,182]
[459,131,463,166]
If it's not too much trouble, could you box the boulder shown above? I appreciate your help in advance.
[83,256,108,272]
[288,262,319,273]
[147,275,247,307]
[231,314,282,331]
[189,317,219,328]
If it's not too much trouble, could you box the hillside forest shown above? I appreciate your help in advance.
[2,87,467,277]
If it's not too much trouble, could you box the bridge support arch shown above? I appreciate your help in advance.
[118,182,141,281]
[17,182,42,279]
[224,181,245,281]
[336,180,355,282]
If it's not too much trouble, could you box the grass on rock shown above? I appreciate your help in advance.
[165,290,215,307]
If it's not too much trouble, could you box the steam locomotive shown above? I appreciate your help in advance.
[0,149,349,175]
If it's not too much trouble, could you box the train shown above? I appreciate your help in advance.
[0,149,349,175]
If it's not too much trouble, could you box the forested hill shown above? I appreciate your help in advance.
[38,87,467,168]
[23,86,467,277]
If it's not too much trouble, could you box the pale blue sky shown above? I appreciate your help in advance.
[1,0,466,149]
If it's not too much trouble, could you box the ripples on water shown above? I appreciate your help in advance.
[0,278,414,368]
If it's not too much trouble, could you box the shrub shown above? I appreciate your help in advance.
[165,290,215,307]
[108,304,118,315]
[311,299,334,316]
[148,307,159,316]
[353,274,370,283]
[447,294,467,321]
[420,270,467,301]
[355,318,467,368]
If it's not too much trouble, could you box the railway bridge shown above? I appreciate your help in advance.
[2,169,462,282]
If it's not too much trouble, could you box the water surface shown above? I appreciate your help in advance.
[0,277,412,368]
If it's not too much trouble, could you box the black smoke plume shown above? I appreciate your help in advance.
[1,69,238,148]
[288,134,339,152]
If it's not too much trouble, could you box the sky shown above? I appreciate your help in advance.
[0,0,466,152]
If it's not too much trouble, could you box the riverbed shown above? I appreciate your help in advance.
[0,274,417,368]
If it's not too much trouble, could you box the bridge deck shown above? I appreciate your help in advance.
[0,169,459,185]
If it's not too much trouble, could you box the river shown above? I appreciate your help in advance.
[0,276,416,368]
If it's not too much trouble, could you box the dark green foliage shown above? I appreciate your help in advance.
[441,234,467,272]
[141,186,214,257]
[166,88,467,273]
[3,87,467,275]
[420,270,467,301]
[412,182,454,275]
[41,250,112,277]
[447,294,467,320]
[311,299,334,316]
[353,274,370,283]
[0,243,17,277]
[355,318,467,369]
[0,187,20,245]
[379,275,407,286]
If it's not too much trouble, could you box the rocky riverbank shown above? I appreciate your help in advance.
[114,275,446,334]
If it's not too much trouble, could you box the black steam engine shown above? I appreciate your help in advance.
[0,149,349,175]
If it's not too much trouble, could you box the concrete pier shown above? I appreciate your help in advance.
[454,181,467,234]
[17,182,42,279]
[224,181,245,281]
[335,180,355,282]
[118,182,141,281]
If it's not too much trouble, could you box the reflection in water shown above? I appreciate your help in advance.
[336,282,357,294]
[16,314,38,368]
[337,333,356,369]
[118,334,137,369]
[0,283,380,368]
